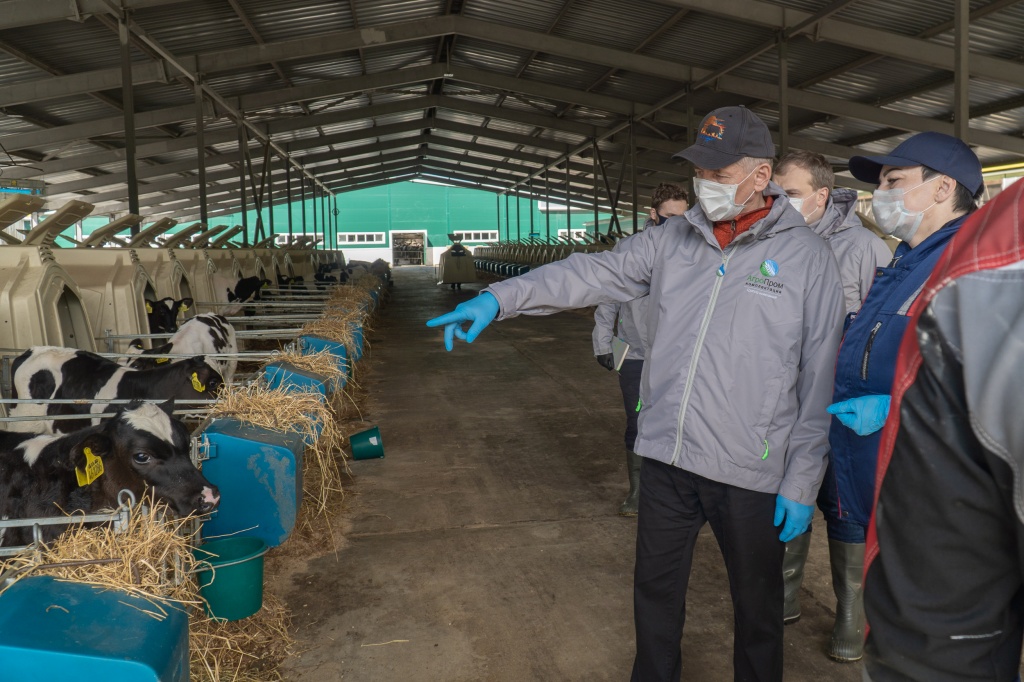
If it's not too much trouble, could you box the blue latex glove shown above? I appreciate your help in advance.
[774,495,814,543]
[425,292,500,352]
[827,395,892,436]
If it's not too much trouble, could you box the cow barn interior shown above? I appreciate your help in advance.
[0,0,1022,680]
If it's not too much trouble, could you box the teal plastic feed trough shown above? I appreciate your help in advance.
[351,425,384,460]
[194,537,268,622]
[299,334,350,380]
[0,576,189,681]
[263,361,334,396]
[200,418,305,548]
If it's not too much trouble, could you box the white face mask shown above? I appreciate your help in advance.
[871,176,940,242]
[788,197,804,214]
[693,167,758,222]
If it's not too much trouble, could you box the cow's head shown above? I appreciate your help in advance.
[97,400,220,516]
[178,356,225,398]
[145,297,193,334]
[145,297,178,334]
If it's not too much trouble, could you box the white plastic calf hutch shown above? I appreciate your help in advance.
[133,247,195,304]
[171,249,218,307]
[0,195,46,245]
[79,214,142,248]
[0,245,96,351]
[50,248,158,351]
[125,218,178,248]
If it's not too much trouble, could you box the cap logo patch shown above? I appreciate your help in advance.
[699,115,726,142]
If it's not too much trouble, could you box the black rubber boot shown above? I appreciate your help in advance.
[783,532,812,624]
[827,540,865,662]
[618,451,641,516]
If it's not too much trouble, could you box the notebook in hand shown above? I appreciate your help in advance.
[611,336,630,372]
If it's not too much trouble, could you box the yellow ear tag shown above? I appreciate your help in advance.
[145,302,153,313]
[179,303,189,312]
[75,446,105,487]
[262,281,269,288]
[191,372,206,392]
[156,357,170,364]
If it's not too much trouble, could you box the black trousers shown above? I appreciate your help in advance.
[631,459,784,682]
[619,359,644,451]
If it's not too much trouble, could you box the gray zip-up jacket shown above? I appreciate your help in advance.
[811,188,892,315]
[592,221,654,361]
[486,185,844,504]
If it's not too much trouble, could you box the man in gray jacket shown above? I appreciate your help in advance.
[427,106,845,681]
[593,183,689,517]
[772,150,891,660]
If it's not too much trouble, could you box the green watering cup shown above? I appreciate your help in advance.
[350,426,384,460]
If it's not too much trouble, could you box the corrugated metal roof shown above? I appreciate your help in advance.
[0,0,1020,214]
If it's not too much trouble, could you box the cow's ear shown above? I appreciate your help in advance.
[127,338,144,352]
[145,342,174,363]
[192,362,224,394]
[70,434,112,472]
[226,288,238,302]
[177,297,194,313]
[158,398,176,416]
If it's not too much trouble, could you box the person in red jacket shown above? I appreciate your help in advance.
[863,178,1024,681]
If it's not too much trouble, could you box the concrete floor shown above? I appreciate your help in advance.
[277,266,864,682]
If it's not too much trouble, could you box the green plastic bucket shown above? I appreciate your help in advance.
[193,537,268,621]
[350,426,384,460]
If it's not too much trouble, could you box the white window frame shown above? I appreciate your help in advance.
[452,230,499,243]
[337,231,386,246]
[557,228,588,241]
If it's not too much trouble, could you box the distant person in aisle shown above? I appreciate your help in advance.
[428,106,845,682]
[592,182,688,517]
[771,150,890,661]
[823,131,984,662]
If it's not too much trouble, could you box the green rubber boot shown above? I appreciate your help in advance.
[618,451,641,516]
[827,540,865,662]
[783,532,812,625]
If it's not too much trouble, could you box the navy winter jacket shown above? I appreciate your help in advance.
[829,215,969,526]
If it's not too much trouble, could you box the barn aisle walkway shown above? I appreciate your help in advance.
[278,266,862,682]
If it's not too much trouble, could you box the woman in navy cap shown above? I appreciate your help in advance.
[821,131,984,662]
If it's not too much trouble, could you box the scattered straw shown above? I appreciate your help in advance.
[190,592,295,682]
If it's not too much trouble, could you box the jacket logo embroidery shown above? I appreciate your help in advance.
[699,115,726,141]
[746,260,784,299]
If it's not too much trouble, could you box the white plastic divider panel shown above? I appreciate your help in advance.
[0,246,97,351]
[20,200,94,247]
[0,194,46,244]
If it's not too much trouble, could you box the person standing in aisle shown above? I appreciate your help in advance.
[428,106,845,681]
[823,132,984,662]
[592,183,689,516]
[771,150,890,660]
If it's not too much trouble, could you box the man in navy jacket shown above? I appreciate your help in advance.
[824,132,984,661]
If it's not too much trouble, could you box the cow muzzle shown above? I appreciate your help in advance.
[197,485,221,514]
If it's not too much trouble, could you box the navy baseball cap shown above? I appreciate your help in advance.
[848,132,983,195]
[673,106,776,170]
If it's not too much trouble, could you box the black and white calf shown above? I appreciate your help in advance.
[126,313,237,384]
[146,297,194,334]
[210,274,272,315]
[9,347,224,434]
[0,401,220,547]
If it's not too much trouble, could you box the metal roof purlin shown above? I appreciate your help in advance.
[117,10,333,197]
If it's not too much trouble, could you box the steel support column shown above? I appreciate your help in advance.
[516,190,521,241]
[529,179,535,238]
[565,163,571,237]
[286,162,293,241]
[495,193,500,233]
[779,39,789,155]
[268,156,275,240]
[592,141,599,237]
[237,117,248,245]
[504,194,510,240]
[300,177,307,238]
[954,0,970,142]
[630,117,638,234]
[545,171,551,242]
[195,78,208,228]
[119,13,140,224]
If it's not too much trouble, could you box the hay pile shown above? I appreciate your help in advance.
[299,309,366,364]
[0,500,198,611]
[190,592,294,682]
